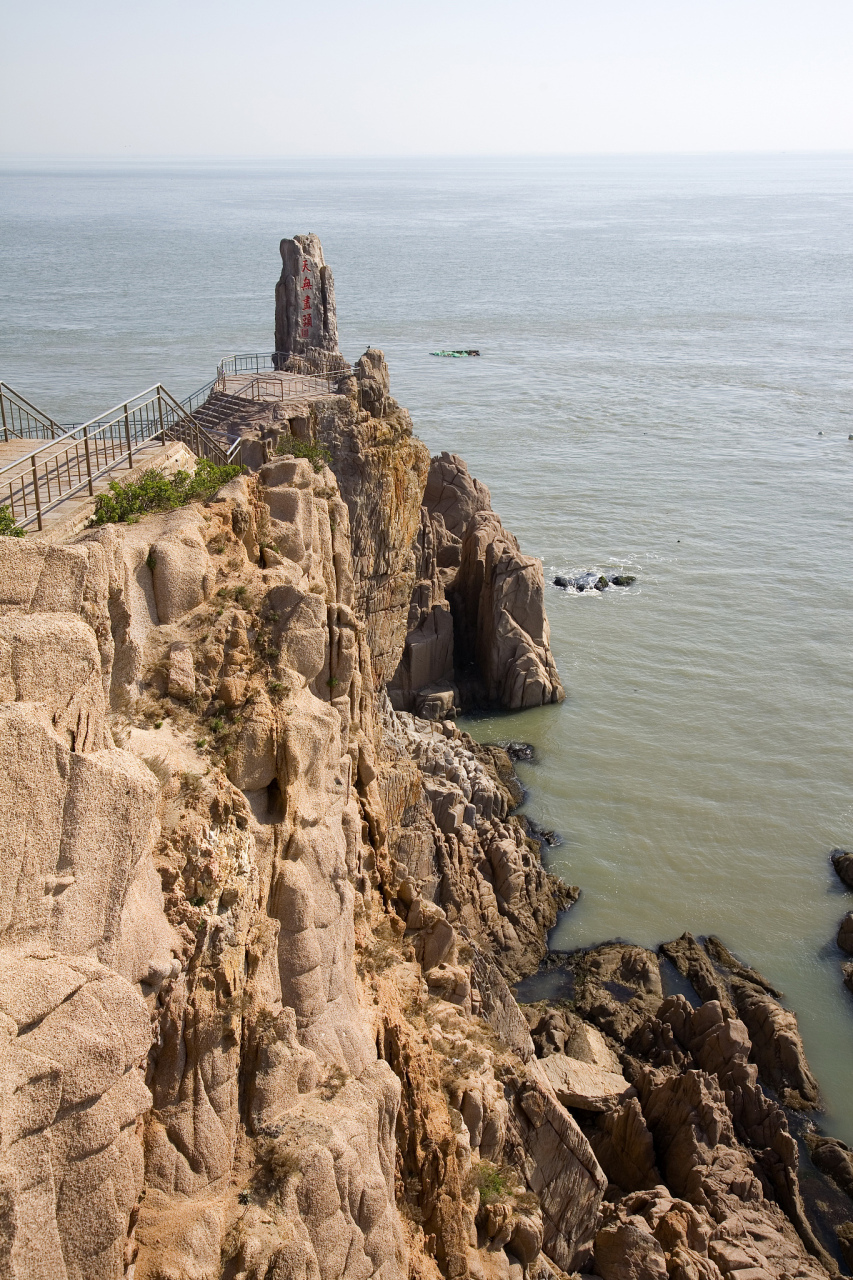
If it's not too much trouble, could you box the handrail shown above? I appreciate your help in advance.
[0,382,65,442]
[0,383,235,532]
[0,349,355,531]
[181,377,219,414]
[221,372,342,401]
[216,350,350,381]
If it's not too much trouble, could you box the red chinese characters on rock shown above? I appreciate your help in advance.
[300,261,313,338]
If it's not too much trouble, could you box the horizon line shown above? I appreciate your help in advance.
[1,149,852,166]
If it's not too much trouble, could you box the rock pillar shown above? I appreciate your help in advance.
[274,233,339,359]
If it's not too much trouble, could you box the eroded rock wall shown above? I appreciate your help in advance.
[0,433,601,1280]
[388,452,564,715]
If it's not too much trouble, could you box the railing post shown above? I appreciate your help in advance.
[31,460,43,532]
[157,389,166,442]
[124,404,133,469]
[83,423,94,496]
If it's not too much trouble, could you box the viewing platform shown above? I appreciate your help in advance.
[0,354,348,536]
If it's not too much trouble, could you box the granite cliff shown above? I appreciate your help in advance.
[0,236,848,1280]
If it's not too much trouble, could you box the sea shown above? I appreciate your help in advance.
[1,154,851,1140]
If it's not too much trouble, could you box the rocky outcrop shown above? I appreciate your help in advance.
[520,941,837,1280]
[2,237,844,1280]
[390,452,564,714]
[275,233,340,361]
[0,412,593,1280]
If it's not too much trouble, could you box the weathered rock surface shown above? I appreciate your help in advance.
[837,911,853,955]
[538,1054,635,1112]
[390,452,565,714]
[275,232,339,360]
[520,939,838,1280]
[0,381,593,1280]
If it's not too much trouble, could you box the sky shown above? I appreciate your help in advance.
[1,0,851,157]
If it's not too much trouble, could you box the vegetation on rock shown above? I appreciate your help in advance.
[275,433,331,472]
[89,458,243,525]
[0,505,25,537]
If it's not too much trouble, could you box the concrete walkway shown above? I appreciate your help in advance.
[1,436,193,538]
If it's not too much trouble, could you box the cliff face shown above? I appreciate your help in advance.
[0,420,598,1280]
[0,244,843,1280]
[388,451,564,716]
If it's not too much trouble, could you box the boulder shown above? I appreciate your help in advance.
[832,848,853,891]
[805,1133,853,1198]
[167,643,195,701]
[838,911,853,955]
[587,1098,660,1192]
[574,944,664,1042]
[593,1222,668,1280]
[538,1054,635,1112]
[731,980,820,1109]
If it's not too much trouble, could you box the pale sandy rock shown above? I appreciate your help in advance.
[0,612,111,751]
[0,954,151,1280]
[167,641,195,700]
[455,509,564,709]
[508,1065,607,1272]
[391,452,564,714]
[423,452,491,539]
[150,508,216,623]
[538,1054,636,1112]
[134,1192,226,1280]
[314,370,430,685]
[227,691,277,790]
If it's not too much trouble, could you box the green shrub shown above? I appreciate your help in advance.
[0,505,25,537]
[89,458,243,526]
[474,1163,511,1204]
[275,434,331,473]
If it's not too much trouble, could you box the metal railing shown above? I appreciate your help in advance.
[181,377,220,415]
[216,350,349,387]
[217,352,281,379]
[221,372,342,402]
[0,382,64,442]
[0,384,240,532]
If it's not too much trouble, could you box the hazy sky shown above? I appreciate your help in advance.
[2,0,851,156]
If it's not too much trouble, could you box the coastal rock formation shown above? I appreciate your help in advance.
[390,452,565,714]
[0,421,592,1280]
[0,239,844,1280]
[275,233,340,361]
[832,849,853,892]
[525,941,836,1280]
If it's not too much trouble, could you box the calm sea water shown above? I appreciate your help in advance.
[1,155,851,1139]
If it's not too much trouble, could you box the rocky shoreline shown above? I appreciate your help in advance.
[0,233,850,1280]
